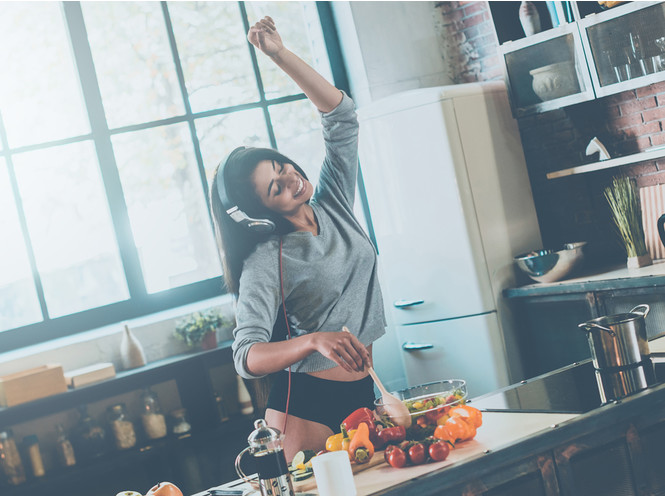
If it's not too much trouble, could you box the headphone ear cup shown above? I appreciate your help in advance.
[245,217,276,233]
[216,147,276,233]
[226,205,276,233]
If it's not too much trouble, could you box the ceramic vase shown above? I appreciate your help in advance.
[120,324,147,370]
[530,61,578,101]
[519,1,542,37]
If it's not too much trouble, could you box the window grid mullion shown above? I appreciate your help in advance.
[0,112,50,322]
[160,1,212,206]
[62,1,147,299]
[239,1,278,149]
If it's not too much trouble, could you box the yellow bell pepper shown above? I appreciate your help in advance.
[325,428,356,452]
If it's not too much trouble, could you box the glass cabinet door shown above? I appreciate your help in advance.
[581,2,665,97]
[502,26,594,116]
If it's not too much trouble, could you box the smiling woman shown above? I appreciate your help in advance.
[0,1,344,351]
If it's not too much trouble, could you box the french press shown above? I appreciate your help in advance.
[235,419,295,496]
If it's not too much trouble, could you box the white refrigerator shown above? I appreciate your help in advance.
[357,81,542,398]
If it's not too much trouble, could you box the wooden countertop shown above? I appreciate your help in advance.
[505,259,665,298]
[203,411,577,496]
[350,411,576,495]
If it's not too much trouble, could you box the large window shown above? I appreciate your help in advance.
[0,1,342,350]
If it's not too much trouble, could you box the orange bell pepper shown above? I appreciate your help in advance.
[449,405,483,428]
[434,415,476,443]
[348,422,374,464]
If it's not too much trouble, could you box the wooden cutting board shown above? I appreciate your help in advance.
[293,452,387,492]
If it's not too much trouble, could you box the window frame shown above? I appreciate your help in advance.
[0,1,357,352]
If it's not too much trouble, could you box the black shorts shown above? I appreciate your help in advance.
[266,370,376,432]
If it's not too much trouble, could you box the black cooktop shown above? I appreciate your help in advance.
[469,358,665,414]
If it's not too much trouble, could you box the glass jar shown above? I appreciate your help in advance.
[0,429,26,485]
[72,405,108,458]
[140,389,167,440]
[23,435,45,478]
[55,424,76,467]
[170,408,191,436]
[213,392,229,423]
[107,403,137,450]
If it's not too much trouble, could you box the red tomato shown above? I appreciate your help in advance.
[386,446,407,468]
[408,443,426,465]
[384,445,396,463]
[428,440,451,462]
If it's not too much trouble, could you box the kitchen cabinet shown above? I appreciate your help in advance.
[490,1,665,117]
[0,344,255,496]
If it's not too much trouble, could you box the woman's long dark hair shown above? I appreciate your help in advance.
[209,147,308,295]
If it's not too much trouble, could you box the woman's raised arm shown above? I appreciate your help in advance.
[247,16,342,113]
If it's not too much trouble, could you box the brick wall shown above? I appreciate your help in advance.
[437,2,665,266]
[434,1,503,83]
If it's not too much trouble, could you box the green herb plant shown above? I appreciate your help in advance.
[604,176,648,258]
[174,309,231,347]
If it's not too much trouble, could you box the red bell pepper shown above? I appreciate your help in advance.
[342,408,376,431]
[376,425,406,446]
[342,408,384,450]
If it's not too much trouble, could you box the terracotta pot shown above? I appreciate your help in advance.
[201,331,218,351]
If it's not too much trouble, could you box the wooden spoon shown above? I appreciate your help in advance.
[342,327,412,428]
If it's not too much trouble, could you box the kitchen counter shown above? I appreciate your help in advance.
[504,259,665,298]
[202,356,665,495]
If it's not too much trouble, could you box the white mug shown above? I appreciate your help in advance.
[310,450,357,496]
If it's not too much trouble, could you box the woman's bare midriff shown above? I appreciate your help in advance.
[306,344,373,382]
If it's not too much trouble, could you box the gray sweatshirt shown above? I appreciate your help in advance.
[232,93,387,379]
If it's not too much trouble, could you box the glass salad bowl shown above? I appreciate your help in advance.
[374,379,467,426]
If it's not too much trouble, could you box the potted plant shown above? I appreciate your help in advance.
[174,309,230,350]
[604,176,652,269]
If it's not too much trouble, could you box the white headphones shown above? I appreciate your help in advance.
[216,147,276,233]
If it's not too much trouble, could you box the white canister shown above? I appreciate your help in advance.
[311,450,357,496]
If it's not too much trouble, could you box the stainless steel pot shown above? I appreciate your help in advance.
[578,304,651,369]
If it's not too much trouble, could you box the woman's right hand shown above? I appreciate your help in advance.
[311,331,372,373]
[247,16,284,59]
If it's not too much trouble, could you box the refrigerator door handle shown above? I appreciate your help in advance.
[394,299,425,309]
[402,342,434,351]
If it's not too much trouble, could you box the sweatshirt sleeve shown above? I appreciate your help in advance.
[231,241,281,379]
[314,91,359,209]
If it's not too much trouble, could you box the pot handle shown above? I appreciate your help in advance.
[578,322,616,337]
[630,304,650,317]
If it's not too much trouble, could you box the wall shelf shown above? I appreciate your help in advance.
[546,147,665,179]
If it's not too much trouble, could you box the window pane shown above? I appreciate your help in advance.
[270,99,324,185]
[0,2,89,148]
[0,160,42,331]
[168,2,260,113]
[82,2,185,129]
[244,2,333,99]
[112,123,222,293]
[13,142,129,318]
[195,108,271,184]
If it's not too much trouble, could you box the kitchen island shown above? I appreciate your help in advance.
[204,355,665,496]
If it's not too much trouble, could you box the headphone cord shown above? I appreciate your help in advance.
[279,236,292,435]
